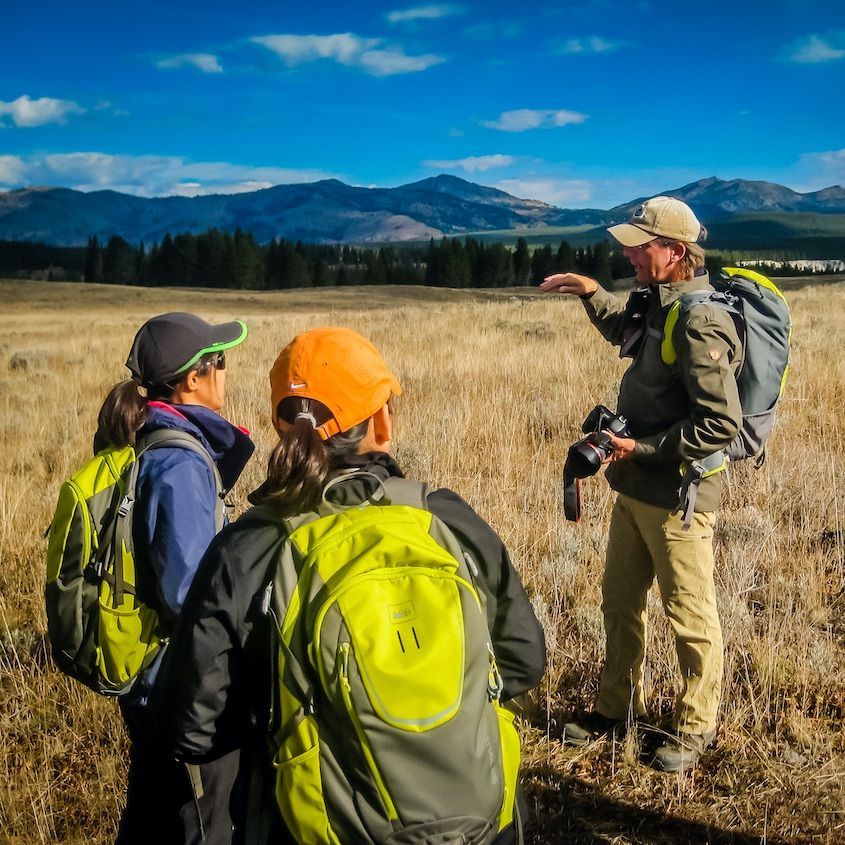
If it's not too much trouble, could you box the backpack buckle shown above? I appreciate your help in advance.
[117,495,133,518]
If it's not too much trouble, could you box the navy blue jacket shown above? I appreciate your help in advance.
[133,402,255,627]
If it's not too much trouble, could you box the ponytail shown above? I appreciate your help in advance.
[92,380,148,454]
[263,397,368,515]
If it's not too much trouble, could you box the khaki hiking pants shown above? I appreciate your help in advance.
[596,493,723,736]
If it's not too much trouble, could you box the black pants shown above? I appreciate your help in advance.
[117,702,241,845]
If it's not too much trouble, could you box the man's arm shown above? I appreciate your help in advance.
[540,272,628,345]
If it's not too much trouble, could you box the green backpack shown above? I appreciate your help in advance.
[45,430,224,695]
[661,267,791,522]
[261,473,521,845]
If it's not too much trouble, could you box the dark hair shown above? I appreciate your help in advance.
[92,353,219,453]
[263,396,369,515]
[93,380,148,453]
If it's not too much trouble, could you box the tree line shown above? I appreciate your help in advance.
[79,230,633,289]
[1,230,840,288]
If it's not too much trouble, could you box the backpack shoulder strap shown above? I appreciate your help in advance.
[137,429,226,531]
[379,476,429,510]
[108,430,227,603]
[661,290,741,366]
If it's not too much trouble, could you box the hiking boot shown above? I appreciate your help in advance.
[561,711,626,747]
[652,730,716,772]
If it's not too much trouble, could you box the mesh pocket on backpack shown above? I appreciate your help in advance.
[273,717,340,845]
[494,703,521,832]
[96,599,160,691]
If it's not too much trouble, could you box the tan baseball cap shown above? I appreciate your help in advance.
[607,196,703,247]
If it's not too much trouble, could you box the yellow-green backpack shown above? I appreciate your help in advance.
[45,430,223,695]
[261,473,522,844]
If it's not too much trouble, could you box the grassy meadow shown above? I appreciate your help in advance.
[1,277,843,844]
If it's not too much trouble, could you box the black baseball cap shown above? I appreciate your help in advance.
[126,312,248,388]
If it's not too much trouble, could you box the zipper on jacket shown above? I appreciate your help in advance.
[337,642,399,823]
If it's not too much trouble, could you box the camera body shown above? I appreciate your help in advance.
[566,405,631,480]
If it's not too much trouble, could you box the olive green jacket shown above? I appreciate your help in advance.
[581,272,742,512]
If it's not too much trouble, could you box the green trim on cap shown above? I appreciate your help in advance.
[173,320,248,376]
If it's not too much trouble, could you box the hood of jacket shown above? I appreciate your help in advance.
[142,402,255,492]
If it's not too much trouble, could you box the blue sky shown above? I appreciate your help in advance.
[2,0,844,208]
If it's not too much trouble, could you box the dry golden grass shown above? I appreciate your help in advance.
[1,278,843,844]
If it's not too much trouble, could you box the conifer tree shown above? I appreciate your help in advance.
[84,236,103,283]
[513,237,530,285]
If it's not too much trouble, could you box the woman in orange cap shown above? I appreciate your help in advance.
[155,327,546,845]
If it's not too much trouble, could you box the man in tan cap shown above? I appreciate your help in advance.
[540,196,742,772]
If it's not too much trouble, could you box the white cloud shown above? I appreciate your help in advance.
[784,32,845,63]
[556,36,624,54]
[423,154,515,173]
[482,108,587,132]
[358,48,444,75]
[386,4,463,23]
[0,95,85,128]
[0,155,26,183]
[156,53,224,73]
[496,178,594,205]
[251,33,444,76]
[797,148,845,185]
[0,152,339,196]
[252,34,378,64]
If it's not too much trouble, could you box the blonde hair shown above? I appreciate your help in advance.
[660,238,706,280]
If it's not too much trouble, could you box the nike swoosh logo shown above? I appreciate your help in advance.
[290,382,307,389]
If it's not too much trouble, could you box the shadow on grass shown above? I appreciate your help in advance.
[523,769,812,845]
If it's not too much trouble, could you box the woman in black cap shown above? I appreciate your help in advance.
[95,312,254,845]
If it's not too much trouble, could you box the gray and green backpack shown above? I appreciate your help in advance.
[662,267,791,522]
[261,473,521,845]
[45,430,224,695]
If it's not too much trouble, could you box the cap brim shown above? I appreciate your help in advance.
[174,320,248,375]
[607,223,658,247]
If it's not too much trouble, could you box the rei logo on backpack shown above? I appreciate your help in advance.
[45,430,224,696]
[663,266,791,462]
[262,473,521,845]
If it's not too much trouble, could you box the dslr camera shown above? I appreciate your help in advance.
[563,405,631,521]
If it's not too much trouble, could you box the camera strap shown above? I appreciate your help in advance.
[562,462,582,523]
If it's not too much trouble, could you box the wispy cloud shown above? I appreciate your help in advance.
[463,20,524,40]
[386,4,463,23]
[252,33,445,76]
[156,53,224,73]
[783,32,845,63]
[423,154,515,173]
[482,108,587,132]
[0,95,85,128]
[495,177,594,205]
[797,148,845,185]
[0,152,338,196]
[555,36,626,54]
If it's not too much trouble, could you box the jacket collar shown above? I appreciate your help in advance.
[649,268,711,308]
[248,450,403,506]
[143,403,255,492]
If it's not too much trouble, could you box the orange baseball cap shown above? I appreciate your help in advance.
[269,327,402,440]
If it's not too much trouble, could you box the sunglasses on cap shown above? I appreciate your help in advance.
[196,351,226,372]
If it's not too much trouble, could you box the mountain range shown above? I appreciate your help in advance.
[1,175,843,246]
